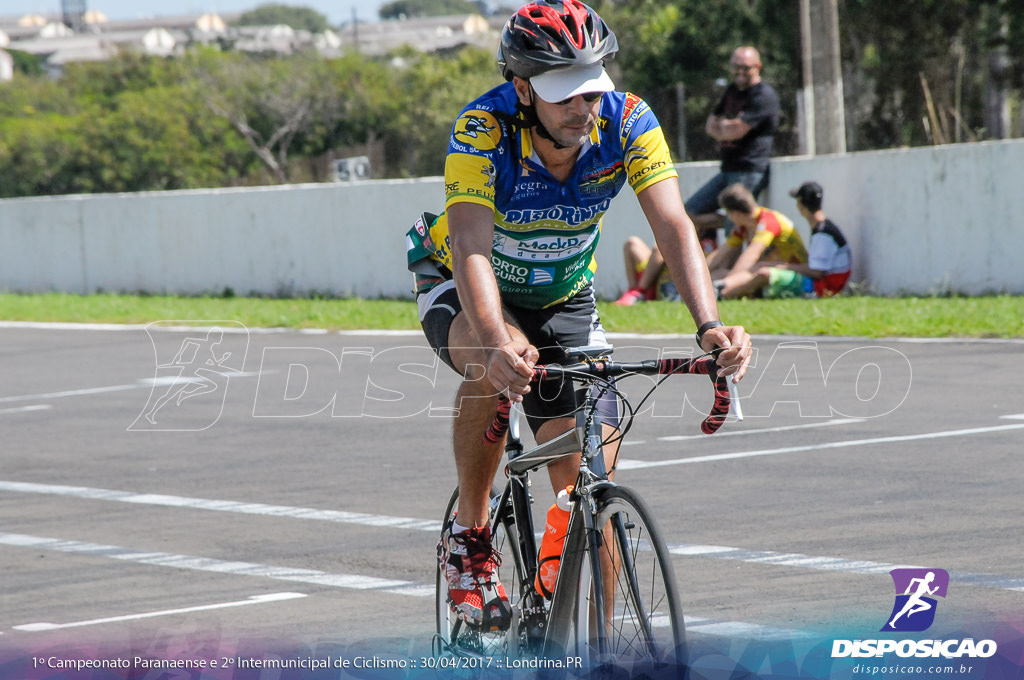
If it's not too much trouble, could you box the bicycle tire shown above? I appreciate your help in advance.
[568,485,686,672]
[435,485,524,658]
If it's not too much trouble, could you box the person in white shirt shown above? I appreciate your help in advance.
[788,181,852,297]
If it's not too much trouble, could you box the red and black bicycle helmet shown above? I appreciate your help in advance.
[497,0,618,81]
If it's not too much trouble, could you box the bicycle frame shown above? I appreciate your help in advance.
[439,347,728,663]
[493,382,615,658]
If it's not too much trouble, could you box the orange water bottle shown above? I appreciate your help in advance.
[535,486,573,598]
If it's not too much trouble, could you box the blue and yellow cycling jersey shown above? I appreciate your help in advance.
[406,82,678,309]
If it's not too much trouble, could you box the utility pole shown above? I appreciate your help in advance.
[675,82,687,162]
[799,0,815,155]
[799,0,846,154]
[352,8,359,52]
[62,0,87,32]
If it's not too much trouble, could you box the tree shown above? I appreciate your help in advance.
[234,3,330,32]
[82,86,253,192]
[381,46,502,176]
[188,49,344,183]
[839,0,1008,147]
[379,0,481,20]
[598,0,800,160]
[5,49,47,77]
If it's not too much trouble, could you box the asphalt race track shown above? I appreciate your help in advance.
[1,322,1022,673]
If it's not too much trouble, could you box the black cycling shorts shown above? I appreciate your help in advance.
[418,280,619,435]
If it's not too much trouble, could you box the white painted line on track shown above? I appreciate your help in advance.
[667,543,1024,593]
[3,321,1024,344]
[0,373,261,405]
[645,611,812,640]
[1000,413,1024,420]
[13,593,307,632]
[684,616,813,641]
[0,321,423,337]
[0,405,51,415]
[0,532,434,599]
[0,384,142,404]
[620,417,863,446]
[615,422,1024,470]
[0,533,838,642]
[655,417,865,442]
[0,480,441,532]
[4,480,1023,593]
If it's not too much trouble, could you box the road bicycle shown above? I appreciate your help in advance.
[434,344,731,674]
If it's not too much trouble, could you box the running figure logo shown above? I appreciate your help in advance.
[130,322,249,431]
[881,568,949,632]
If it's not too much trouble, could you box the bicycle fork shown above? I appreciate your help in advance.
[541,483,613,661]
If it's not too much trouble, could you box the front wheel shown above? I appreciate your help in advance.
[434,486,522,659]
[569,485,686,672]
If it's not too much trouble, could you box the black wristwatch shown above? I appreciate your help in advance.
[695,320,725,348]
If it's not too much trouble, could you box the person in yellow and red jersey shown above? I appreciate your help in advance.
[405,0,752,632]
[706,182,810,299]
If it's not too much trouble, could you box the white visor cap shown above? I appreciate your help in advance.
[530,63,615,103]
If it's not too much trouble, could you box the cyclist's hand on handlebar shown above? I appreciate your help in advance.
[700,325,752,382]
[484,340,539,402]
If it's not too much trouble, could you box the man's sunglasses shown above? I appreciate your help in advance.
[553,91,604,106]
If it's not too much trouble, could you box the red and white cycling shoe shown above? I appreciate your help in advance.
[437,523,511,631]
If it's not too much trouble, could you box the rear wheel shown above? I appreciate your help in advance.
[569,485,686,672]
[434,486,523,659]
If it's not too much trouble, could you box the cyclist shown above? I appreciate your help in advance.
[406,0,751,631]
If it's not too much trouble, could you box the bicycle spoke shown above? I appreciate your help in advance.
[571,486,686,671]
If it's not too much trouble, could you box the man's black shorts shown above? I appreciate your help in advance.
[418,280,618,434]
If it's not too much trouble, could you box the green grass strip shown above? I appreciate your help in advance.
[0,293,1021,338]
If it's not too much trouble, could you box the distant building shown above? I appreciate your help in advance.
[0,49,13,82]
[338,14,497,56]
[0,10,500,74]
[83,10,109,24]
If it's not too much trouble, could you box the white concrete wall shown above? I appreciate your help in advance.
[762,140,1024,296]
[1,139,1022,299]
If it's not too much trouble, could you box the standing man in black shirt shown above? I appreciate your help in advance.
[686,45,780,244]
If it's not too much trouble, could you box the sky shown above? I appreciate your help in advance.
[0,0,391,27]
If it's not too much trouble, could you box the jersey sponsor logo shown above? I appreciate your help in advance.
[621,93,648,136]
[433,233,451,263]
[454,110,501,151]
[622,93,642,123]
[565,272,592,298]
[491,257,529,284]
[629,158,668,185]
[512,179,547,200]
[626,138,671,185]
[481,162,496,188]
[493,232,596,261]
[625,143,650,172]
[503,200,610,227]
[529,267,555,285]
[444,181,459,194]
[580,161,623,196]
[413,216,427,237]
[564,256,588,276]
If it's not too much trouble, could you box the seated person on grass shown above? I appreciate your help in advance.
[786,181,852,298]
[612,237,680,305]
[707,183,808,299]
